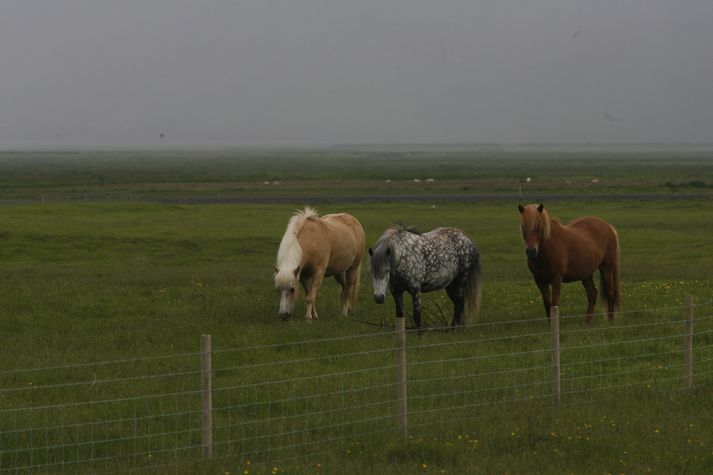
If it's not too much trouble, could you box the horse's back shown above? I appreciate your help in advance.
[557,216,618,280]
[416,227,478,290]
[322,213,365,246]
[425,227,476,256]
[566,216,617,246]
[323,212,363,230]
[300,213,364,274]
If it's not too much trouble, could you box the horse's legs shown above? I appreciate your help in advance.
[550,280,562,309]
[446,283,465,327]
[411,289,423,329]
[300,276,313,320]
[599,266,617,320]
[333,271,349,316]
[581,276,598,324]
[393,290,405,319]
[343,265,360,316]
[303,270,325,320]
[536,280,552,320]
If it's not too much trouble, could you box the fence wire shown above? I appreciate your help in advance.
[1,302,711,473]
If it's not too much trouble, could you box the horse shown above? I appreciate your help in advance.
[274,207,365,321]
[368,224,482,329]
[518,204,621,323]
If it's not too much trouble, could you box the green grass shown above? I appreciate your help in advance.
[1,149,713,200]
[1,151,713,473]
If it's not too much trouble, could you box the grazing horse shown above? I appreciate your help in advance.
[518,204,621,323]
[274,207,365,321]
[368,224,482,329]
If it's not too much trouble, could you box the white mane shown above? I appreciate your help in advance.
[274,207,318,287]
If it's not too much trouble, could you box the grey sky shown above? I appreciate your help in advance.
[1,1,711,147]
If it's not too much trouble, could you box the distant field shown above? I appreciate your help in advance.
[1,150,713,474]
[0,149,712,202]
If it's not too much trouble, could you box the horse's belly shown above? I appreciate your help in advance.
[562,253,605,282]
[325,251,358,274]
[420,274,455,292]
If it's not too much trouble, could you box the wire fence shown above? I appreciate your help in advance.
[1,299,712,473]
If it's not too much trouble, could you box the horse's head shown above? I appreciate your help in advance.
[368,243,392,304]
[518,203,550,259]
[274,266,300,320]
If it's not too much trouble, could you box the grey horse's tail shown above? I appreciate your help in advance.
[464,254,482,322]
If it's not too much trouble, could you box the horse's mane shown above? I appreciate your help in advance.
[539,208,553,240]
[275,207,318,287]
[390,221,421,235]
[374,222,419,247]
[522,205,558,240]
[370,222,420,267]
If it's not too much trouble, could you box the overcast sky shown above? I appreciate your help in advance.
[1,1,711,147]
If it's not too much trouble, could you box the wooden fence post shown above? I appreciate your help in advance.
[396,317,408,435]
[201,334,213,460]
[550,306,561,405]
[684,295,693,390]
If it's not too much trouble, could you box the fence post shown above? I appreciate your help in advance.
[395,317,408,435]
[684,295,694,390]
[201,334,213,460]
[550,306,561,405]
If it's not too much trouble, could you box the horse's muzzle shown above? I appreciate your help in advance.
[526,247,539,259]
[279,312,292,321]
[373,294,385,304]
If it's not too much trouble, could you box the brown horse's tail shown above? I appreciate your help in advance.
[464,255,482,323]
[600,226,621,317]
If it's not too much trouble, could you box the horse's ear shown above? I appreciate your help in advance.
[293,266,300,277]
[537,204,544,213]
[274,266,279,274]
[518,204,525,214]
[368,248,373,256]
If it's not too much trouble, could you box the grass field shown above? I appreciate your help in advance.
[1,149,713,473]
[1,148,713,201]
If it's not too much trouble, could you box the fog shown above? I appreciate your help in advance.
[1,1,711,148]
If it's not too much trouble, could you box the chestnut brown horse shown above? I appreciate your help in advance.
[518,204,620,323]
[274,207,365,321]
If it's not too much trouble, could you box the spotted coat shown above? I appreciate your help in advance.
[369,225,482,328]
[384,227,478,292]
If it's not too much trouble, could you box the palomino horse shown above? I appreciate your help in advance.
[518,204,621,323]
[368,224,481,329]
[274,207,365,321]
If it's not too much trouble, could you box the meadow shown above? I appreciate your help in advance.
[1,149,713,474]
[1,148,713,202]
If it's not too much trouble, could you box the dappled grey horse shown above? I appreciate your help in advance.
[368,224,482,329]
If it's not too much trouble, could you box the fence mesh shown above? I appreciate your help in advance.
[1,301,712,473]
